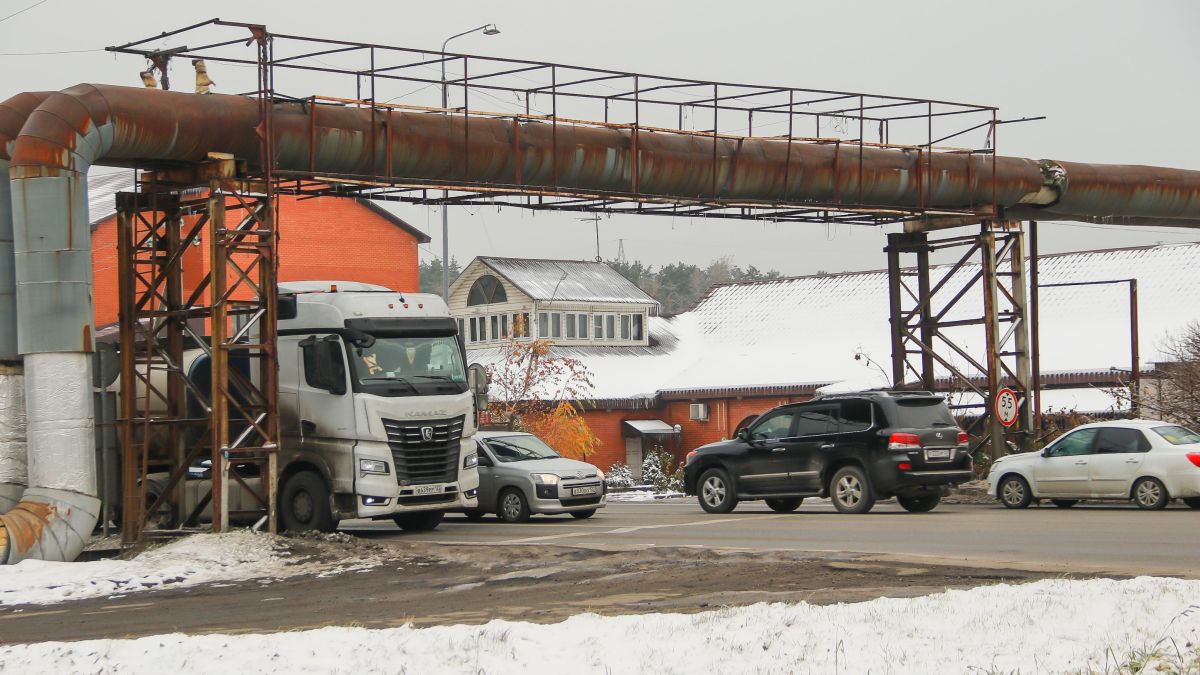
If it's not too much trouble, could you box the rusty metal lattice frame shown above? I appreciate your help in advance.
[105,19,1009,226]
[886,222,1033,460]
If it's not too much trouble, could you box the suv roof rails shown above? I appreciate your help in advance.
[814,389,940,400]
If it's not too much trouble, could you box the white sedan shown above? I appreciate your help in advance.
[988,420,1200,509]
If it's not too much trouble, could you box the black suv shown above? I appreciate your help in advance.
[683,391,972,514]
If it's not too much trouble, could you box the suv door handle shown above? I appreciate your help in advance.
[771,447,787,453]
[819,443,835,449]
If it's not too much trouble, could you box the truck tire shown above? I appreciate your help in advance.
[393,511,445,531]
[830,465,875,514]
[280,471,335,533]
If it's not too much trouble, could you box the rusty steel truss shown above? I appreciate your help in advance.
[886,223,1034,460]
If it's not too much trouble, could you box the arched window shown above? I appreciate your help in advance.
[467,275,508,306]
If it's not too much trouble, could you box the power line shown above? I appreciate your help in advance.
[0,0,47,24]
[0,48,103,56]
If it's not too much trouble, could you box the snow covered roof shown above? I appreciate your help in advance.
[471,241,1200,413]
[476,257,661,309]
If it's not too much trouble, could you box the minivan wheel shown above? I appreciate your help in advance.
[999,475,1032,509]
[498,488,532,523]
[764,497,803,513]
[697,468,738,514]
[830,466,875,514]
[1132,477,1169,510]
[897,494,940,513]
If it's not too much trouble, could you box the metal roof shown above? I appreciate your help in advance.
[477,256,661,309]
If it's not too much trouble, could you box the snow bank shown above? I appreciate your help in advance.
[3,577,1198,673]
[0,531,363,606]
[607,490,684,502]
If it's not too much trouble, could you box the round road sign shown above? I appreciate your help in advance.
[995,387,1019,428]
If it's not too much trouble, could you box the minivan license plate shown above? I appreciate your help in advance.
[412,484,442,496]
[572,486,599,496]
[925,448,951,460]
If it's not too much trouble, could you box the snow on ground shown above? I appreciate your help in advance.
[3,577,1198,674]
[606,489,684,502]
[0,531,377,607]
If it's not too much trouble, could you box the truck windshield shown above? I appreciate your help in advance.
[348,335,467,396]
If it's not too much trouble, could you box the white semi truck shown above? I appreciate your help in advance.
[137,281,486,532]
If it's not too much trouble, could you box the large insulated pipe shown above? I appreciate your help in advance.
[0,92,48,514]
[6,83,1200,562]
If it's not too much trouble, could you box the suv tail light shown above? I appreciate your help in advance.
[957,431,969,446]
[888,432,922,451]
[1186,453,1200,468]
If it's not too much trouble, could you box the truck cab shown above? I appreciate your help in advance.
[275,281,484,531]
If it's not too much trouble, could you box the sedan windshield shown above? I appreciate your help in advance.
[485,435,560,462]
[1153,425,1200,445]
[349,335,467,396]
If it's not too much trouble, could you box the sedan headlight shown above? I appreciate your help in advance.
[359,459,389,476]
[532,473,560,485]
[464,453,479,469]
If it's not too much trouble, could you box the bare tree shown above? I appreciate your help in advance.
[1135,322,1200,428]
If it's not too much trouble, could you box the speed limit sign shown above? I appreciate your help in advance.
[995,387,1019,428]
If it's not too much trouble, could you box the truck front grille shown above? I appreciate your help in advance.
[381,415,465,485]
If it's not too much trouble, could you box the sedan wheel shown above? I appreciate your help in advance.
[697,468,738,514]
[998,475,1032,509]
[830,466,875,514]
[1133,477,1169,510]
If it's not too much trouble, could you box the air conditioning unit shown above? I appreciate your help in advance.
[689,403,709,421]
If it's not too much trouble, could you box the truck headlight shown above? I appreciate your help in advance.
[532,473,559,485]
[359,459,389,476]
[464,453,479,469]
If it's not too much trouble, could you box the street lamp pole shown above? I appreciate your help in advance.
[440,23,500,300]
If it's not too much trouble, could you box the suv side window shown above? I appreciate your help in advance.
[795,407,837,436]
[835,400,873,433]
[1095,427,1150,453]
[750,412,796,440]
[1046,428,1098,457]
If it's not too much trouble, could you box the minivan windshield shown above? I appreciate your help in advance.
[348,335,467,396]
[893,398,957,428]
[484,435,561,462]
[1153,425,1200,445]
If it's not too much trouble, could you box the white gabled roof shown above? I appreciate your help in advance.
[477,256,661,309]
[472,241,1200,413]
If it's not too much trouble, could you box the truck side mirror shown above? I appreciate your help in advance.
[468,363,489,395]
[300,335,347,395]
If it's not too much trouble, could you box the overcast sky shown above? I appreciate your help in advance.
[3,0,1198,275]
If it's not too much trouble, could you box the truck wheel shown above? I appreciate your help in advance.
[831,466,875,514]
[498,488,531,523]
[570,509,596,519]
[280,471,335,533]
[462,509,488,521]
[764,498,803,513]
[897,494,940,513]
[393,511,444,531]
[697,468,738,514]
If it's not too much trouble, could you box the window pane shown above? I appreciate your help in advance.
[469,317,478,342]
[794,408,837,436]
[835,401,872,432]
[1154,425,1200,445]
[551,313,561,338]
[522,313,530,338]
[751,413,794,440]
[621,315,631,340]
[480,316,487,341]
[579,314,589,338]
[632,314,643,341]
[490,315,499,341]
[605,315,615,339]
[1096,427,1149,453]
[457,318,464,339]
[1048,428,1099,457]
[501,314,509,339]
[566,314,576,338]
[594,315,603,338]
[538,312,549,338]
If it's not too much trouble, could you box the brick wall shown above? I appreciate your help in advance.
[92,195,424,327]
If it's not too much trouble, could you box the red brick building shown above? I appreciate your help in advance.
[88,172,430,328]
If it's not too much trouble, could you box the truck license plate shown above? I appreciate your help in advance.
[412,484,443,496]
[572,486,599,496]
[925,448,951,460]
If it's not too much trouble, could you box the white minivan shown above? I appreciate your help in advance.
[988,420,1200,509]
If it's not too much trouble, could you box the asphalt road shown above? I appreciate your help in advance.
[344,498,1200,577]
